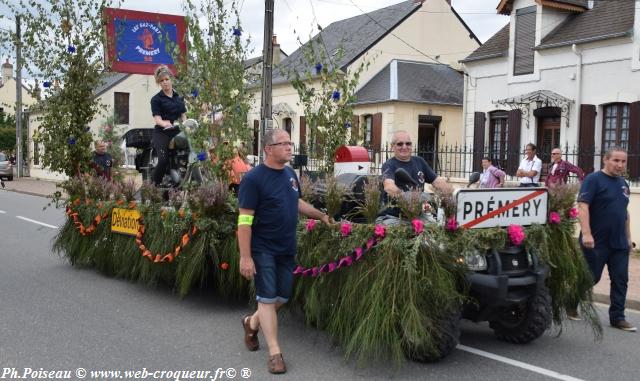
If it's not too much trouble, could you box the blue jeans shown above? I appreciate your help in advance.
[252,253,296,304]
[582,246,629,323]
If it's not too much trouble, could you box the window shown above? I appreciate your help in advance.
[514,6,536,76]
[602,103,630,150]
[33,141,40,166]
[284,117,292,136]
[489,111,509,168]
[363,115,373,147]
[114,92,129,124]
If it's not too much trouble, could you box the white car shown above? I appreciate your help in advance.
[0,152,13,181]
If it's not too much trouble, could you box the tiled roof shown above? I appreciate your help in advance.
[95,72,130,97]
[460,23,510,63]
[354,60,463,105]
[271,0,421,85]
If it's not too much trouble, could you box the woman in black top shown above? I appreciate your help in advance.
[150,65,186,185]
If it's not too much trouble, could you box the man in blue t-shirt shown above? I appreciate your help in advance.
[237,129,329,374]
[380,130,452,218]
[577,146,635,332]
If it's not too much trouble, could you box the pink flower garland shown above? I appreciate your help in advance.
[340,222,352,237]
[411,219,424,235]
[568,207,578,219]
[507,224,525,246]
[549,211,561,224]
[306,219,316,231]
[446,217,458,232]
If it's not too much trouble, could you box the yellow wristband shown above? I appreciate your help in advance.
[238,214,254,226]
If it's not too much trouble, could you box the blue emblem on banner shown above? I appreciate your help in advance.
[114,18,177,64]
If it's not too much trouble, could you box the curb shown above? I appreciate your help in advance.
[1,188,52,199]
[593,292,640,312]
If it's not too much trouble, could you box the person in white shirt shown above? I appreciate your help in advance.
[516,143,542,187]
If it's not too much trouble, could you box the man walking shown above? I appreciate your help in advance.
[237,129,330,373]
[545,147,584,187]
[577,146,635,331]
[516,143,542,187]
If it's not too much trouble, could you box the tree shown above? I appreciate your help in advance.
[0,0,118,177]
[0,111,16,152]
[288,38,373,172]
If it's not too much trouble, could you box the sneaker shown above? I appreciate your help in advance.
[268,353,286,374]
[242,314,260,351]
[566,309,582,321]
[611,320,637,332]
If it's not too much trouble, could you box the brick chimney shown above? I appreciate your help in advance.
[2,59,13,84]
[272,35,282,65]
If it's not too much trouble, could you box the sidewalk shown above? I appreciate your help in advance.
[2,175,639,312]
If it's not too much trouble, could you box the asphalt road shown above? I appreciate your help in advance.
[1,190,639,381]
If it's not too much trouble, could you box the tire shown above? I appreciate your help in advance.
[489,285,552,344]
[404,306,461,363]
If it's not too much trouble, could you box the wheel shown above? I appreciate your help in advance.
[404,306,461,363]
[489,285,552,344]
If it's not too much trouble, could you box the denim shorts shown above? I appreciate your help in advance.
[252,253,296,304]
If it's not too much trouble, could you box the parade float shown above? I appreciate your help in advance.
[3,0,601,366]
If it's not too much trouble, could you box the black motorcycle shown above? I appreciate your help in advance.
[124,119,205,188]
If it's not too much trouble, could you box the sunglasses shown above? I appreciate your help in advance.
[395,141,412,147]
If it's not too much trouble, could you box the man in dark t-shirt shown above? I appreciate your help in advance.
[577,146,635,332]
[380,130,452,217]
[91,140,112,181]
[237,129,329,374]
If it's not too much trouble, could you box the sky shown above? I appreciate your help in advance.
[0,0,509,63]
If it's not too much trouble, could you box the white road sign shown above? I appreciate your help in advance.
[454,187,548,229]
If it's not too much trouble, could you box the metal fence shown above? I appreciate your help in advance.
[291,144,640,186]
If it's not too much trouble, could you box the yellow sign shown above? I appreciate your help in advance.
[111,208,141,236]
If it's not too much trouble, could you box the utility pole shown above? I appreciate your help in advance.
[15,15,23,178]
[258,0,274,161]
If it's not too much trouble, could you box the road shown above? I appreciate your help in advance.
[1,190,639,381]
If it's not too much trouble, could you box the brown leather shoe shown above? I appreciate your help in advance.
[268,353,286,374]
[242,314,259,351]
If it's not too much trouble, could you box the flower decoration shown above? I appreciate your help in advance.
[344,122,351,129]
[197,152,207,161]
[306,219,316,231]
[232,27,242,36]
[332,90,341,102]
[411,218,424,235]
[43,81,51,88]
[104,125,112,133]
[549,211,561,224]
[374,224,385,239]
[446,217,458,232]
[84,127,91,132]
[354,247,363,260]
[569,207,578,219]
[507,224,526,246]
[191,88,199,98]
[67,45,76,53]
[340,222,352,237]
[315,62,323,74]
[67,137,76,145]
[220,262,229,270]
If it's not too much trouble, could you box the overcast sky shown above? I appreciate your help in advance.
[1,0,508,62]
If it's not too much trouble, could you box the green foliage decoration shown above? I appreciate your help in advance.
[0,0,119,177]
[287,38,373,172]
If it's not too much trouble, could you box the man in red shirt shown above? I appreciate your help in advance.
[545,147,584,187]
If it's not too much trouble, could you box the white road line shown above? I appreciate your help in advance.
[457,345,586,381]
[15,216,59,229]
[0,210,6,214]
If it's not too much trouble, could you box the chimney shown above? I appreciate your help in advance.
[2,59,12,83]
[272,35,282,66]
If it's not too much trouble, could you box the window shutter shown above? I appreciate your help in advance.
[253,120,259,155]
[514,6,536,76]
[299,116,306,153]
[372,113,382,152]
[628,101,640,179]
[473,112,486,172]
[351,114,360,144]
[506,109,522,175]
[578,104,596,174]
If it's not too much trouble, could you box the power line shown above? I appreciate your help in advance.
[347,0,445,65]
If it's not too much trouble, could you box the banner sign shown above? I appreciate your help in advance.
[104,8,186,75]
[454,188,548,229]
[111,208,141,236]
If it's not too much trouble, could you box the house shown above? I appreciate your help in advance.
[0,59,37,115]
[244,35,289,83]
[28,72,160,180]
[248,0,481,168]
[461,0,640,179]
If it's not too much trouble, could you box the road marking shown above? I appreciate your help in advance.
[0,210,6,214]
[16,216,59,229]
[457,345,586,381]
